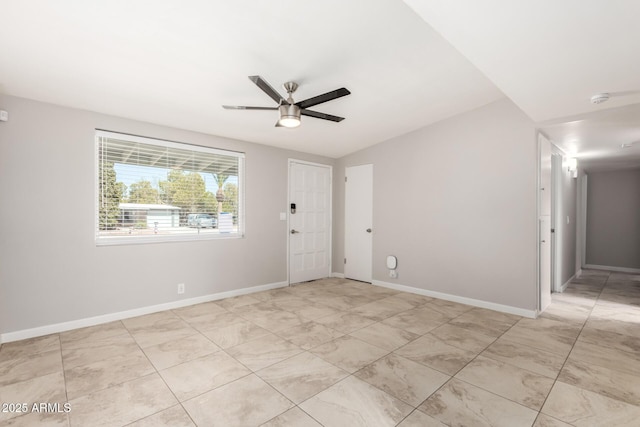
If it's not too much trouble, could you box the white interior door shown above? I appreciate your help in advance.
[345,164,373,282]
[289,161,331,284]
[539,135,552,311]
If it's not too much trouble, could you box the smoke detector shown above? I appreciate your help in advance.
[590,93,610,104]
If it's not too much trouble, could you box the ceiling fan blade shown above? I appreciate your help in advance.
[248,75,287,105]
[222,105,278,110]
[296,88,350,109]
[300,109,345,122]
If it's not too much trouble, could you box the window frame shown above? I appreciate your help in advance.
[95,130,245,246]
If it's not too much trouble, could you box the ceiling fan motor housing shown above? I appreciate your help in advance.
[279,103,301,127]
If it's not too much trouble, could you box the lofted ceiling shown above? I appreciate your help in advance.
[404,0,640,172]
[0,0,503,158]
[0,1,638,169]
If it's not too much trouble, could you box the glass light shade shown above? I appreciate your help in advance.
[279,117,301,128]
[279,104,301,128]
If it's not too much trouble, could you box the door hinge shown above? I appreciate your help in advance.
[344,258,347,264]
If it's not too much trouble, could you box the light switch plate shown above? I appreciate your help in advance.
[0,110,8,122]
[280,212,287,221]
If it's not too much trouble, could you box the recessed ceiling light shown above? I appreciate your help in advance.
[590,93,610,104]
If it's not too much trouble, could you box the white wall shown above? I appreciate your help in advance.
[0,95,334,337]
[333,99,539,311]
[586,169,640,270]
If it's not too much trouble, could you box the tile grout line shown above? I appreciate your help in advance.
[233,285,428,425]
[406,292,600,423]
[57,333,72,426]
[532,272,610,425]
[408,308,533,422]
[10,274,637,426]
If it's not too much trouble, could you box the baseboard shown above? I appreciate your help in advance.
[371,280,536,319]
[331,272,345,278]
[559,272,577,293]
[0,281,288,344]
[584,264,640,274]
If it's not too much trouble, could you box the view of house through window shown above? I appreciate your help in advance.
[96,130,244,244]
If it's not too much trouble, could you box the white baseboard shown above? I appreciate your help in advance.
[372,280,536,319]
[584,264,640,274]
[0,281,288,344]
[559,272,577,293]
[331,272,345,278]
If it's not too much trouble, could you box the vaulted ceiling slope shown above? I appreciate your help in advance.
[0,0,503,158]
[1,1,638,167]
[404,0,640,171]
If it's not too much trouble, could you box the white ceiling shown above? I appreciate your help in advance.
[404,0,640,171]
[0,0,503,158]
[539,103,640,172]
[1,1,638,168]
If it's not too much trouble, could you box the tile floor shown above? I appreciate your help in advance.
[1,270,639,426]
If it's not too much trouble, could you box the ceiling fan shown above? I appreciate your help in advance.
[223,75,350,128]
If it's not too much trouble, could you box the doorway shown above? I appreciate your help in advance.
[288,160,332,284]
[344,164,373,282]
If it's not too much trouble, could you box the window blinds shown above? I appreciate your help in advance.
[96,130,244,244]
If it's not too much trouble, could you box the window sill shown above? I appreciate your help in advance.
[96,232,243,246]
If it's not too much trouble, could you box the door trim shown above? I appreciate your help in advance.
[551,153,563,293]
[537,133,549,313]
[579,174,588,269]
[287,159,333,285]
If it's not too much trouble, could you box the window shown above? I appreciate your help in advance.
[96,130,244,245]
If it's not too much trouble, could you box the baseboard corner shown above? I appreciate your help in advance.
[372,279,536,319]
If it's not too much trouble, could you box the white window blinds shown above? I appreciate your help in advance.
[96,130,244,245]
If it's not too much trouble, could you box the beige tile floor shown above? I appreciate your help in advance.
[1,270,639,426]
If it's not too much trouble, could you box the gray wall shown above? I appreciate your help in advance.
[586,169,640,269]
[333,99,539,311]
[0,95,334,335]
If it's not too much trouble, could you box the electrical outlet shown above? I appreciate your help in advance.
[389,270,397,279]
[177,283,185,294]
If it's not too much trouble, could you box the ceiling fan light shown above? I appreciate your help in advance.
[279,104,301,128]
[279,117,301,128]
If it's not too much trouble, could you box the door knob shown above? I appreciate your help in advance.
[366,228,372,233]
[291,229,300,234]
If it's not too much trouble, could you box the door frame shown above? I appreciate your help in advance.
[286,159,333,285]
[537,132,569,314]
[537,133,551,313]
[579,174,588,269]
[551,153,563,292]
